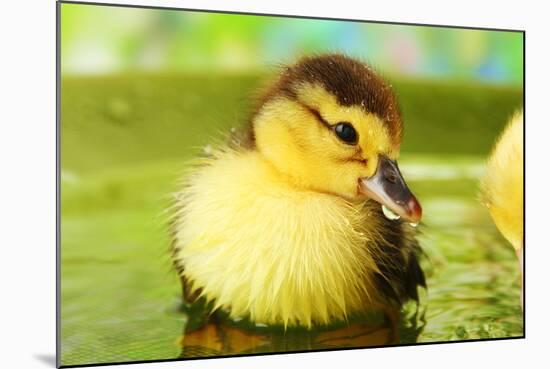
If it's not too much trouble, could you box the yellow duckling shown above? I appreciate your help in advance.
[481,110,524,292]
[170,54,425,329]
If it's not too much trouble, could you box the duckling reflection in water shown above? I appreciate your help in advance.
[169,54,426,351]
[481,110,524,306]
[175,309,423,358]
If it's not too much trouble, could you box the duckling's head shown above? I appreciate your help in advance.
[252,54,421,222]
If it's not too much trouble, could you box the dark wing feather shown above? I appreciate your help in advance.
[369,205,426,306]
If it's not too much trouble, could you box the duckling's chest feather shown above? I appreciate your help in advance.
[172,151,394,327]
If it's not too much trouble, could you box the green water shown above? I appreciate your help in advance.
[60,74,523,366]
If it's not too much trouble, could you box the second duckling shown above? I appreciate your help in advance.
[481,110,524,306]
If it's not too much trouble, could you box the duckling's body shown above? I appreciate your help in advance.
[482,110,524,254]
[171,54,425,328]
[482,110,523,301]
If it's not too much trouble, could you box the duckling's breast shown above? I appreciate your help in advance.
[171,150,385,327]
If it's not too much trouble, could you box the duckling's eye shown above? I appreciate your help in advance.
[334,122,358,145]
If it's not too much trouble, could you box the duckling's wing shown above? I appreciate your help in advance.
[370,206,426,306]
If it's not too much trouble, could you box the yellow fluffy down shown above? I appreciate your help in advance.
[481,110,524,251]
[171,149,387,328]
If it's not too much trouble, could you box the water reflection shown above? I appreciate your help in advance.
[177,305,425,358]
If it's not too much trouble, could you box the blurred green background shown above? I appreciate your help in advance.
[61,3,523,83]
[60,3,524,367]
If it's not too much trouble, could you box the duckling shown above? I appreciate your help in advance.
[481,110,524,301]
[170,54,425,329]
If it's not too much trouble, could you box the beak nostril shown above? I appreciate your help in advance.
[387,174,397,183]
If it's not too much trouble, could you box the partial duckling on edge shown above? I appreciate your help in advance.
[170,54,426,330]
[481,110,524,305]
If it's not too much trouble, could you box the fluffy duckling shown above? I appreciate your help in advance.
[170,54,425,329]
[481,110,524,296]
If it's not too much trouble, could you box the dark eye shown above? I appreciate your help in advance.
[334,122,358,145]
